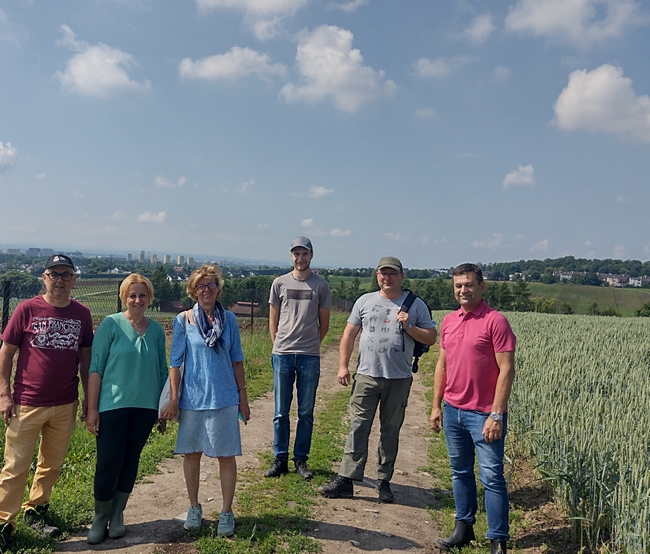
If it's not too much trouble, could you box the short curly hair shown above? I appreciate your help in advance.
[119,274,155,306]
[186,264,225,301]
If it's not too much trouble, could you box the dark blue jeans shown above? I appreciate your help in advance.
[443,403,509,541]
[271,354,320,462]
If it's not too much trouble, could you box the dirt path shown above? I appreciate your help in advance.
[58,339,441,553]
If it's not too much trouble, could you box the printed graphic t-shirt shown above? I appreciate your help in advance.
[1,296,94,407]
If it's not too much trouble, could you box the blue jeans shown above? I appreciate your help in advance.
[443,403,509,541]
[272,354,320,462]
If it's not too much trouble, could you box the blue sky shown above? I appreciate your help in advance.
[1,0,649,269]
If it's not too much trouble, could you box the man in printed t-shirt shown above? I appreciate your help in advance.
[319,256,437,503]
[265,236,332,480]
[0,254,93,551]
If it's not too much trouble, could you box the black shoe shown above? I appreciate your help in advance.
[491,540,507,554]
[437,520,475,551]
[0,522,12,553]
[376,480,394,503]
[265,457,289,478]
[294,460,313,480]
[319,475,354,498]
[23,505,60,538]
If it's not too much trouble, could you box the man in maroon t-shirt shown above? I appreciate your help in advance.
[0,254,93,551]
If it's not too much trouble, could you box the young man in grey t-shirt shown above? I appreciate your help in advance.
[266,236,331,480]
[319,256,436,502]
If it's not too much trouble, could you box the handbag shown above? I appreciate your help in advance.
[158,310,189,423]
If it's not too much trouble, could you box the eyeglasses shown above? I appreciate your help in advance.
[196,282,218,291]
[378,271,400,279]
[45,272,75,282]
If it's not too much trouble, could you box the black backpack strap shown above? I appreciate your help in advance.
[400,290,418,313]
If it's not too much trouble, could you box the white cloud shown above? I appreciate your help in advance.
[155,176,187,188]
[196,0,307,16]
[503,164,535,189]
[257,223,270,230]
[54,25,150,97]
[494,65,511,82]
[72,191,85,198]
[196,0,307,39]
[331,228,352,237]
[328,0,368,13]
[613,243,626,259]
[617,195,626,203]
[584,240,593,247]
[35,173,47,180]
[301,218,313,228]
[137,211,166,223]
[553,64,650,143]
[0,142,17,171]
[415,107,437,119]
[505,0,645,47]
[384,232,402,241]
[280,25,396,113]
[239,179,254,193]
[472,233,503,250]
[644,243,650,254]
[459,14,496,43]
[529,239,549,253]
[309,185,333,198]
[420,236,431,245]
[111,211,128,221]
[413,56,474,78]
[179,46,287,81]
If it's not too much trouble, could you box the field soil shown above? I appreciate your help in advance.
[58,339,574,554]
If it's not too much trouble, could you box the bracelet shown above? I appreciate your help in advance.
[238,386,246,391]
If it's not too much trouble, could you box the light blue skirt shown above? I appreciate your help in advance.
[174,404,242,458]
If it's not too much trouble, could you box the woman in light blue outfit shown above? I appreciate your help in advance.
[161,264,249,537]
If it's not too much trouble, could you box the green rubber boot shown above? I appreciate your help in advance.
[108,492,130,539]
[87,499,112,544]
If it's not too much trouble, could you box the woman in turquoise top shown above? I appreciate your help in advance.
[161,264,249,538]
[86,274,168,544]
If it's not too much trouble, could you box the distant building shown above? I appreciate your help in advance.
[188,257,195,266]
[40,248,54,257]
[629,277,642,287]
[126,253,133,261]
[151,253,158,263]
[138,251,145,263]
[7,249,21,255]
[177,255,185,265]
[163,254,171,264]
[26,248,40,257]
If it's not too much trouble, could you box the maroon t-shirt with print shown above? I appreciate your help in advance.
[1,296,94,407]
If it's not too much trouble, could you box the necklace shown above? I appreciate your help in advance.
[127,316,148,336]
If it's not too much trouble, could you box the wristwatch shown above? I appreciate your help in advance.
[489,412,503,422]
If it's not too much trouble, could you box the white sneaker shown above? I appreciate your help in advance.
[184,505,202,530]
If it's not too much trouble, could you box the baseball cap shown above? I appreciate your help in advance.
[377,256,403,272]
[290,236,313,252]
[44,254,75,270]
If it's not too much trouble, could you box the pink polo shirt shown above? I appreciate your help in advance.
[440,301,516,412]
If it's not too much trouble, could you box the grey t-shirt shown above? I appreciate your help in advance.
[349,291,435,379]
[269,272,332,356]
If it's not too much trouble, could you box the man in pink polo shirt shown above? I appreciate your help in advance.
[430,263,516,554]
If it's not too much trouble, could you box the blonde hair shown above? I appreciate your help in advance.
[187,264,224,301]
[119,274,155,306]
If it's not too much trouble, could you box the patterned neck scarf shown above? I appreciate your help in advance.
[192,301,226,353]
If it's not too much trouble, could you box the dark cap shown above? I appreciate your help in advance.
[290,236,313,252]
[377,256,403,272]
[44,254,75,270]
